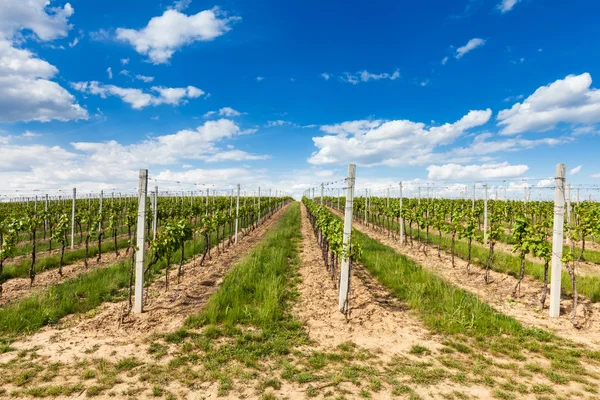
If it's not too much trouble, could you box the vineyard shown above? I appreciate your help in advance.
[0,166,600,399]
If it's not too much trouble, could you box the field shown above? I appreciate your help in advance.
[0,182,600,400]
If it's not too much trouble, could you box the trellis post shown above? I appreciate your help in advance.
[71,188,76,249]
[134,169,148,314]
[235,184,240,243]
[483,184,488,245]
[549,164,566,318]
[339,164,356,314]
[399,181,404,243]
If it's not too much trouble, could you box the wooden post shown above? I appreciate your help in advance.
[339,164,356,314]
[71,188,76,249]
[258,187,261,225]
[549,164,566,318]
[235,184,240,243]
[472,184,475,211]
[134,169,148,314]
[483,184,488,245]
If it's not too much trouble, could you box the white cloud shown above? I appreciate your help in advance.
[309,109,492,166]
[120,58,130,65]
[497,73,600,135]
[497,0,520,13]
[135,74,154,83]
[320,73,330,80]
[0,0,74,41]
[503,94,523,102]
[89,29,110,41]
[107,67,113,79]
[0,38,87,122]
[119,69,130,77]
[22,130,41,138]
[171,0,192,12]
[116,7,240,64]
[256,76,264,81]
[203,107,243,118]
[71,81,205,109]
[68,37,79,48]
[456,38,486,59]
[441,57,448,65]
[570,165,582,175]
[151,116,159,120]
[426,162,529,180]
[420,80,429,87]
[341,69,400,85]
[218,107,241,117]
[592,173,600,179]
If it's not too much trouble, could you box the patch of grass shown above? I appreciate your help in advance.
[409,345,431,356]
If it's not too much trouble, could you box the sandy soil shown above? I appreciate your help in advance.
[329,207,600,349]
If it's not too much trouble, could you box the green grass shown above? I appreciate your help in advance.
[0,206,273,336]
[353,228,527,337]
[186,202,302,330]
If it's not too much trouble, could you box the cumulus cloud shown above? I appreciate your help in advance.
[441,57,448,65]
[0,0,74,41]
[426,162,529,180]
[497,0,520,13]
[0,39,87,122]
[135,74,154,83]
[570,165,582,175]
[497,73,600,135]
[204,107,243,118]
[320,73,330,80]
[0,3,86,123]
[171,0,192,12]
[309,109,492,166]
[0,118,270,193]
[120,58,130,65]
[256,76,264,81]
[106,67,113,79]
[456,38,486,59]
[116,7,240,64]
[71,81,204,109]
[341,69,400,85]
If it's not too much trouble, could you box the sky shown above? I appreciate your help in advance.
[1,0,600,200]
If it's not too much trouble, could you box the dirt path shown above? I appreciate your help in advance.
[329,207,600,349]
[0,204,291,367]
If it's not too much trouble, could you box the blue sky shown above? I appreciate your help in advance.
[1,0,600,199]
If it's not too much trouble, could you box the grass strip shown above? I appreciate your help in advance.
[349,208,600,302]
